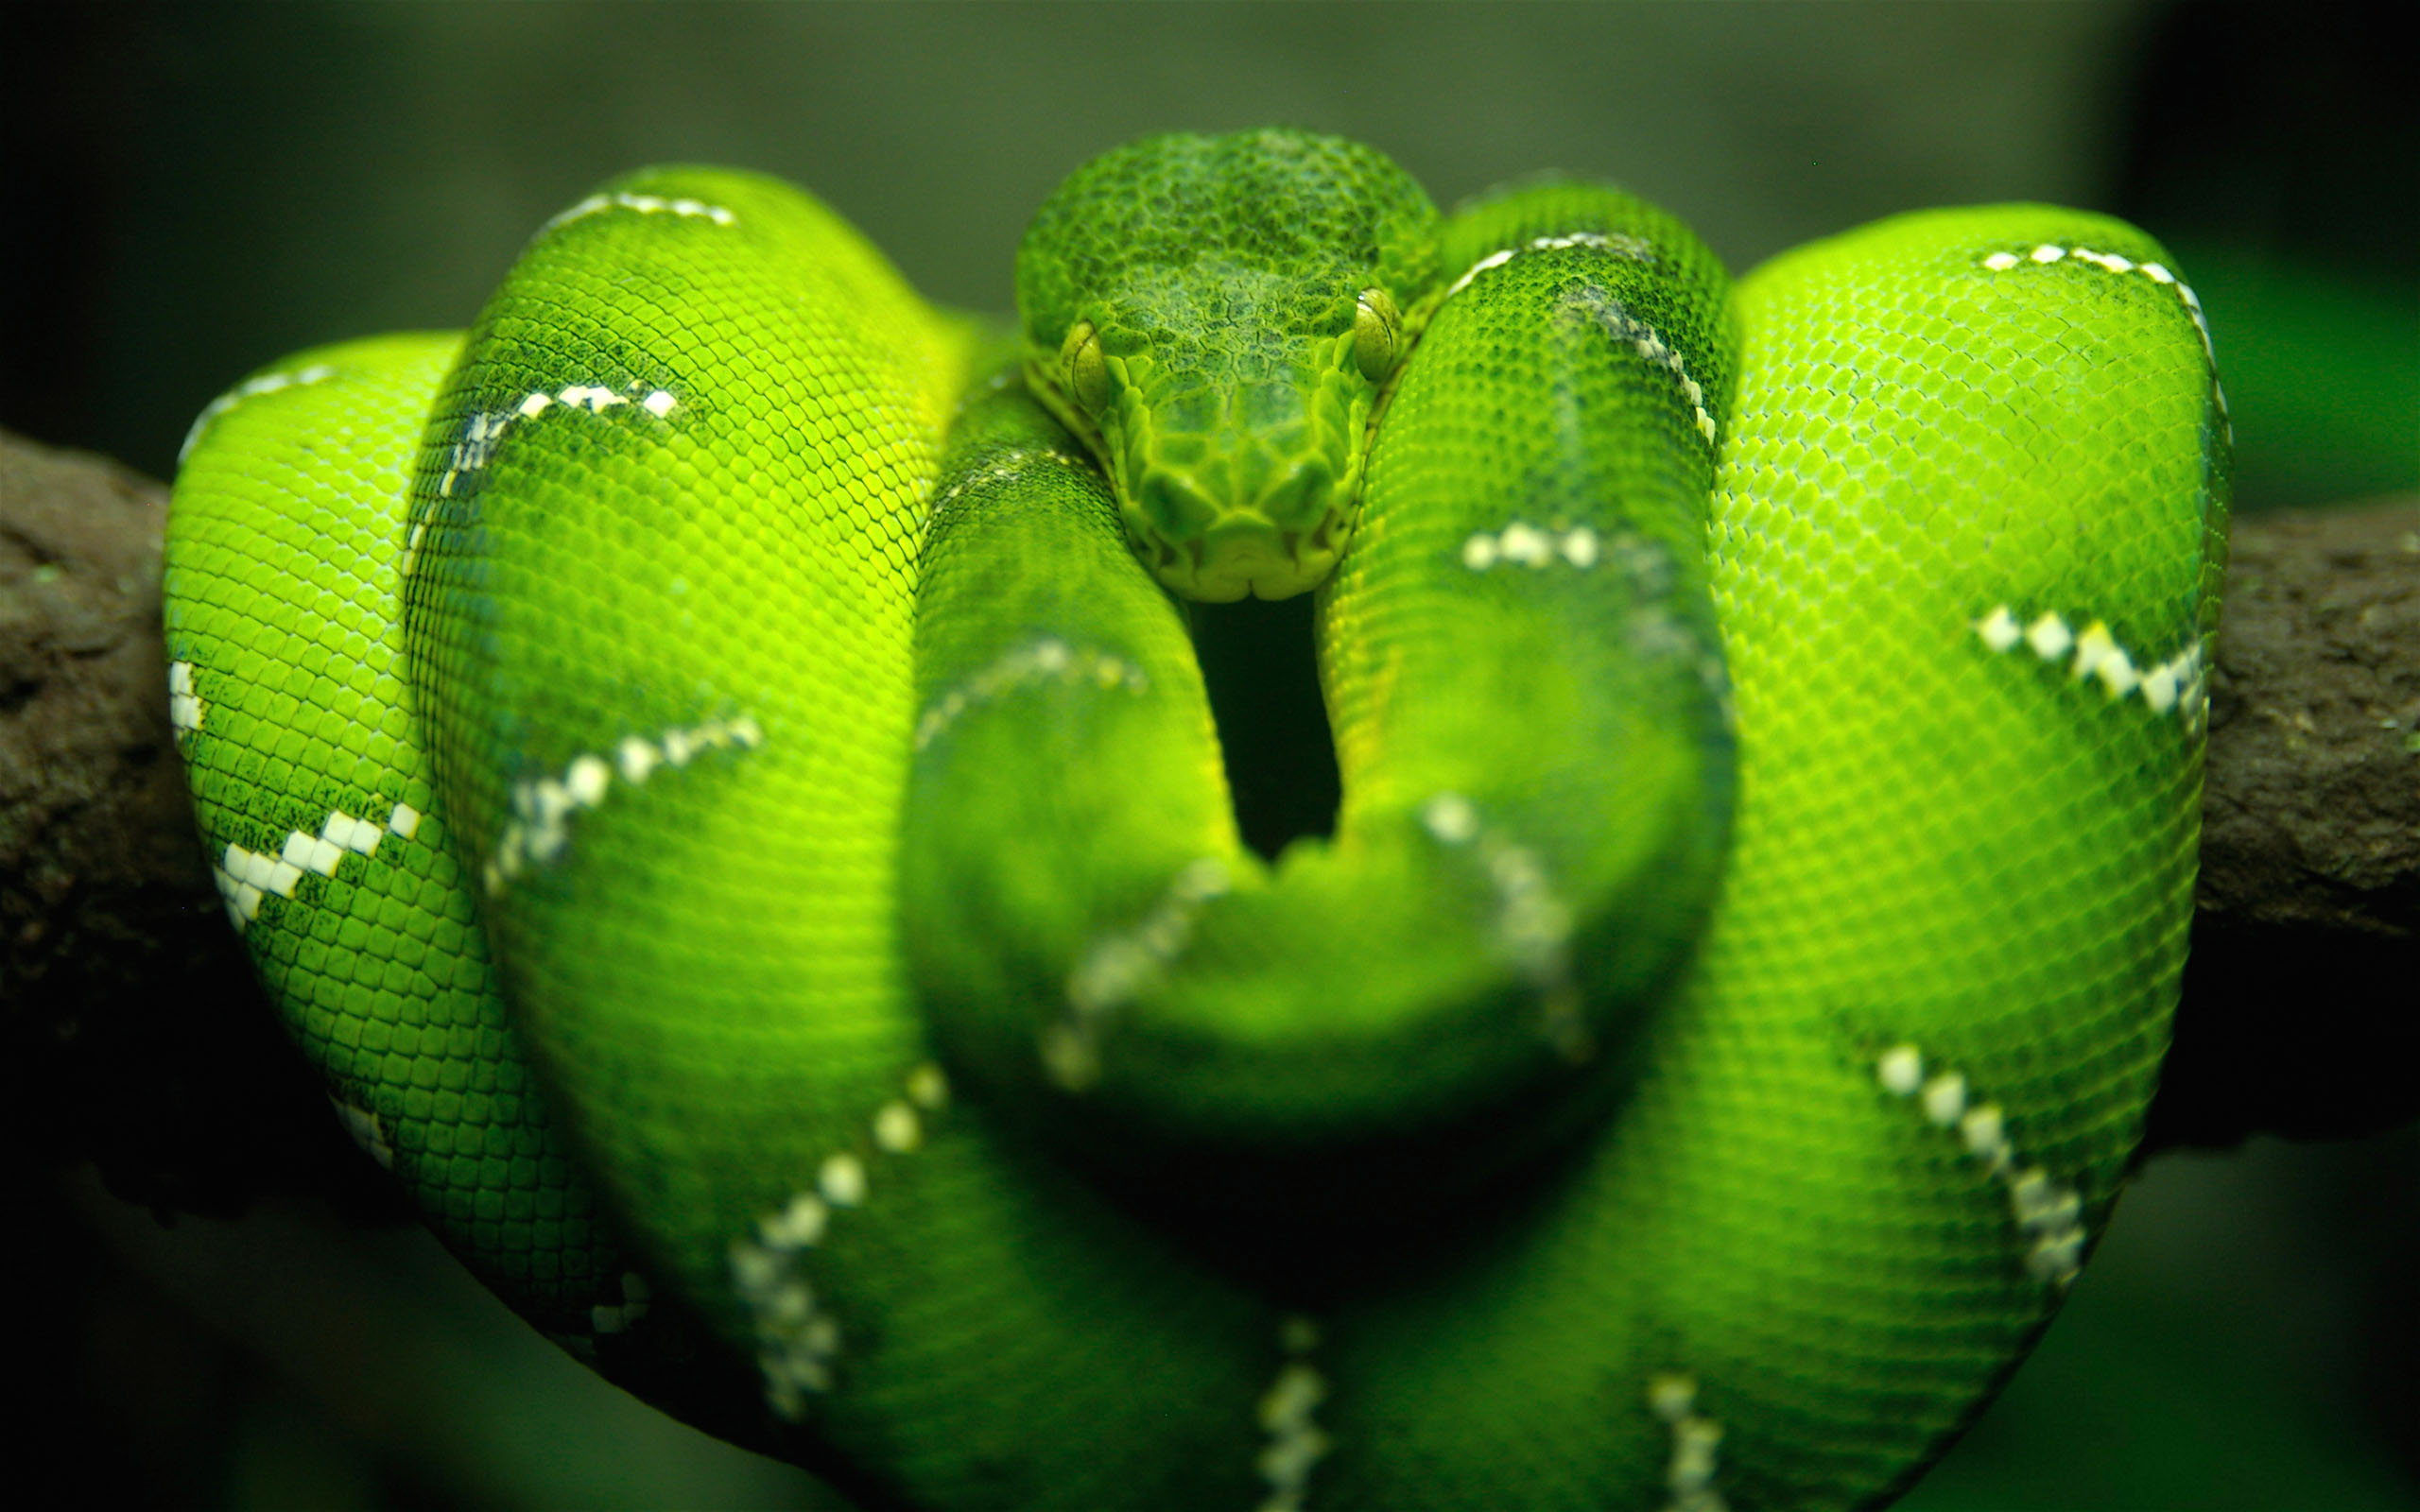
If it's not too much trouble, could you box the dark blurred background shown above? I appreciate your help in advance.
[6,3,2413,1507]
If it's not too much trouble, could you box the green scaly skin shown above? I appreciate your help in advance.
[916,163,1738,1224]
[164,131,2228,1510]
[1016,131,1438,601]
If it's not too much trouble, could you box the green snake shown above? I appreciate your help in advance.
[164,129,2229,1510]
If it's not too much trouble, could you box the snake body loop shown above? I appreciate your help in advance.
[911,179,1739,1228]
[165,132,2227,1509]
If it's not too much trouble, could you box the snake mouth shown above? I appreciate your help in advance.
[1130,512,1347,602]
[1126,455,1352,601]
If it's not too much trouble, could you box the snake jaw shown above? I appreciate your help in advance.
[1123,451,1349,601]
[1090,337,1374,601]
[1021,343,1341,602]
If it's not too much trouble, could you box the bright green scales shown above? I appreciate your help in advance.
[165,130,2226,1509]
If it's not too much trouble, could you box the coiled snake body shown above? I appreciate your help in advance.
[165,130,2228,1509]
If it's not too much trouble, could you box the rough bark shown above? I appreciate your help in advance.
[2156,499,2419,1146]
[1,427,407,1221]
[3,424,2412,1220]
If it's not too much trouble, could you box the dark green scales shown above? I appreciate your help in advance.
[164,129,2227,1509]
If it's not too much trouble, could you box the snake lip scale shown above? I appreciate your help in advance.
[165,129,2227,1510]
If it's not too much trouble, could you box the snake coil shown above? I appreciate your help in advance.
[166,130,2226,1510]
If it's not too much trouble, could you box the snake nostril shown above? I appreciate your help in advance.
[1256,455,1333,531]
[1138,470,1218,539]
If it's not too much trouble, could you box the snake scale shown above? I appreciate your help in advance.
[164,129,2228,1510]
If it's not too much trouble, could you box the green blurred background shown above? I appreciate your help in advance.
[7,2,2413,1507]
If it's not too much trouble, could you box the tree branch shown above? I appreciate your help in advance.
[2156,496,2418,1147]
[4,424,2411,1218]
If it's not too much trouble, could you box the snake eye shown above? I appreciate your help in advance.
[1352,287,1402,383]
[1061,321,1112,415]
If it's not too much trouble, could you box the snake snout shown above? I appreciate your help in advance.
[1253,451,1336,532]
[1130,453,1345,601]
[1135,466,1221,542]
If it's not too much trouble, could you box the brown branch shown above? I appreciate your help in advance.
[0,426,409,1221]
[2156,496,2419,1147]
[4,424,2411,1217]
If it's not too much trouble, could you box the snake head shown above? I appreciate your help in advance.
[1018,129,1442,601]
